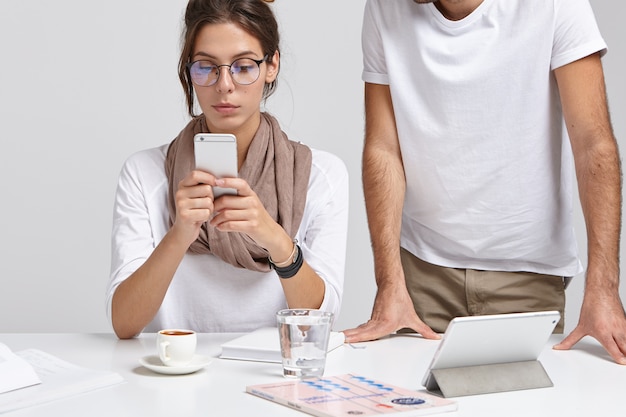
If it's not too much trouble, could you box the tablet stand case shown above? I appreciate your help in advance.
[427,360,553,398]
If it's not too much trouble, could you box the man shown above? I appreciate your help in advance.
[343,0,626,364]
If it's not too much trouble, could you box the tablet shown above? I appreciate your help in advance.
[421,311,560,390]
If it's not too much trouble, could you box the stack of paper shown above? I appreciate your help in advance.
[0,344,124,414]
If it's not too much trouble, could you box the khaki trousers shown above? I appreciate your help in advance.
[400,248,566,333]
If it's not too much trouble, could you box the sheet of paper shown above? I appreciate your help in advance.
[0,343,41,394]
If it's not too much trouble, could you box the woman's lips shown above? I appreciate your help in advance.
[213,103,239,115]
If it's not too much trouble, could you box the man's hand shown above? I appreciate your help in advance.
[554,287,626,365]
[343,283,440,343]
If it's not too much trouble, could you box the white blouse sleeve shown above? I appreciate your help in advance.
[298,150,349,321]
[105,147,169,325]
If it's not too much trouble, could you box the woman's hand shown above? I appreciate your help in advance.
[171,170,217,247]
[210,177,292,259]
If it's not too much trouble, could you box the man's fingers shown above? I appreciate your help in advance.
[602,339,626,365]
[555,328,626,365]
[343,318,441,344]
[414,323,441,340]
[553,327,584,351]
[343,321,393,344]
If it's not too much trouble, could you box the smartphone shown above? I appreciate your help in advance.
[193,133,238,198]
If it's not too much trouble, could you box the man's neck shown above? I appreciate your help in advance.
[434,0,484,21]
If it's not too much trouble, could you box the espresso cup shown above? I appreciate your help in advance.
[156,329,197,367]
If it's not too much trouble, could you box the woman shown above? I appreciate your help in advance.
[107,0,348,339]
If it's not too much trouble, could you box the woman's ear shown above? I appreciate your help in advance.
[265,50,280,83]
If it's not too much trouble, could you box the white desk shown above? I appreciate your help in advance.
[0,333,622,416]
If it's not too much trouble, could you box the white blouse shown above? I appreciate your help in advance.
[107,144,349,333]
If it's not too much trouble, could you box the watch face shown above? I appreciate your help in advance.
[291,245,300,265]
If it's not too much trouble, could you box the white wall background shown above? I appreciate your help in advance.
[0,0,623,334]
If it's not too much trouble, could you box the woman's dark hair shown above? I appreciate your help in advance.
[178,0,280,117]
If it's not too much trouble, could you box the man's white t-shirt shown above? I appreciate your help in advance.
[362,0,607,276]
[107,144,348,333]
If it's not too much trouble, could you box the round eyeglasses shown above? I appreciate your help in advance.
[186,55,269,87]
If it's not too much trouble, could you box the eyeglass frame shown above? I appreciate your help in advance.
[186,54,270,87]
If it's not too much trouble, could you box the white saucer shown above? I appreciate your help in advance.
[139,354,212,375]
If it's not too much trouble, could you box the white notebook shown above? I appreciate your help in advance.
[220,327,345,363]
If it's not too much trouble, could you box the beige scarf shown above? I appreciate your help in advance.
[165,112,312,272]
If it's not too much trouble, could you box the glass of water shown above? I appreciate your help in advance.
[276,309,334,379]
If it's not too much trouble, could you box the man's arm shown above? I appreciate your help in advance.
[552,53,626,365]
[343,83,439,343]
